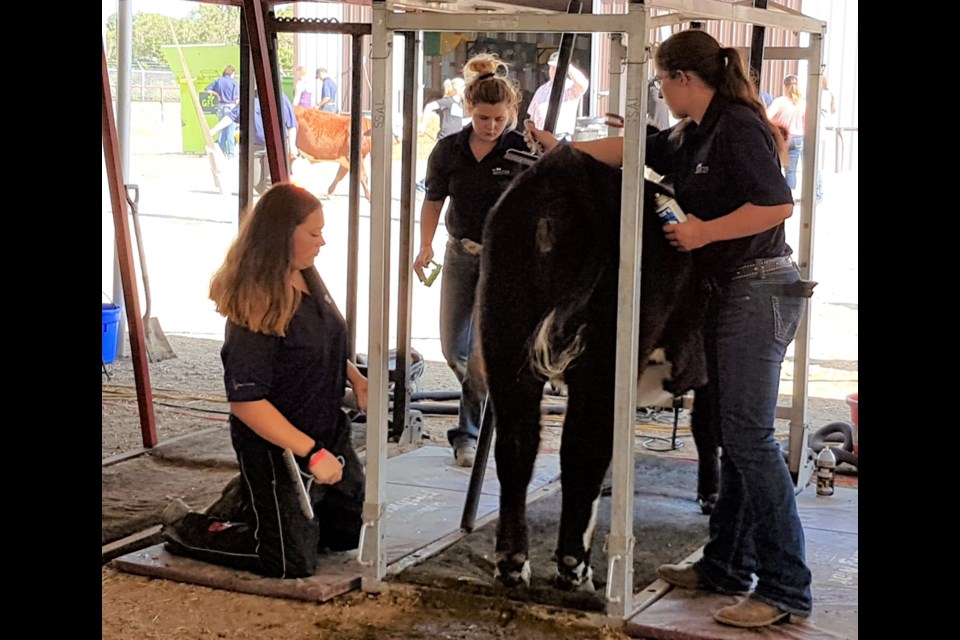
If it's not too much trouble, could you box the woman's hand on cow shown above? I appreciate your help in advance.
[525,122,557,154]
[413,246,435,283]
[663,214,710,252]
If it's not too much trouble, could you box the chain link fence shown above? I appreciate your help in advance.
[107,67,179,103]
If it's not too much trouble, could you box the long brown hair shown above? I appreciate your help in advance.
[209,183,323,336]
[656,30,786,155]
[462,53,523,129]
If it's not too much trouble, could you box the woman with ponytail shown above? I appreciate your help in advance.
[412,53,529,467]
[529,29,812,628]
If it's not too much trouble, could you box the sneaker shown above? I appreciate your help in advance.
[714,595,789,628]
[453,439,477,467]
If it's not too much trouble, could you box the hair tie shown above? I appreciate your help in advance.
[478,72,495,81]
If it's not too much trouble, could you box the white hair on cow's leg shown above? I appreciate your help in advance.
[530,310,586,383]
[582,493,600,552]
[494,551,532,586]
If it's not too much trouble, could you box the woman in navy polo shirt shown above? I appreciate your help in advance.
[161,184,368,579]
[530,30,812,628]
[412,53,529,467]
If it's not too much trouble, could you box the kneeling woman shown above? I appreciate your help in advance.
[162,183,368,579]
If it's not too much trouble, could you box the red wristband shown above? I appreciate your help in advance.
[308,448,326,468]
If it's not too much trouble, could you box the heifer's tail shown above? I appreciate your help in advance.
[517,147,619,383]
[528,230,611,383]
[531,310,585,382]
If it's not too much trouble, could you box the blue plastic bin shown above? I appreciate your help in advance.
[102,303,122,364]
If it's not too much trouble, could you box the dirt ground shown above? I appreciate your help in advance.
[101,334,856,639]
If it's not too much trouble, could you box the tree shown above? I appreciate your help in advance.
[103,5,293,74]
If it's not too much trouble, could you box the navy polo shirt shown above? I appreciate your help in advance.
[221,269,347,450]
[205,75,239,105]
[424,125,530,243]
[226,95,297,147]
[646,95,793,276]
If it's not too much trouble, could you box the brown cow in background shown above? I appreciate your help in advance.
[294,106,372,200]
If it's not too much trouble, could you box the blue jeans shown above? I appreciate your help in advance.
[785,135,803,190]
[217,105,237,158]
[439,238,487,445]
[694,262,813,617]
[786,136,823,201]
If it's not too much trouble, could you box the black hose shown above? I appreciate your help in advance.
[408,402,566,416]
[810,421,858,469]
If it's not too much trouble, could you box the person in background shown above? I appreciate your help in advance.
[419,77,467,141]
[160,183,368,578]
[416,77,467,192]
[648,75,671,130]
[316,68,338,113]
[209,92,299,190]
[205,65,240,158]
[412,53,529,467]
[817,75,837,200]
[766,74,806,192]
[528,29,813,629]
[293,66,314,109]
[526,51,589,140]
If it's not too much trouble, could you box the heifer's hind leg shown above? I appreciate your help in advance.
[690,384,720,514]
[554,365,616,591]
[490,372,544,587]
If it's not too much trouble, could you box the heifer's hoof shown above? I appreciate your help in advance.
[494,552,531,587]
[555,555,595,592]
[697,493,718,515]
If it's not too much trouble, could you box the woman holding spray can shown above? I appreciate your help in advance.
[527,29,813,628]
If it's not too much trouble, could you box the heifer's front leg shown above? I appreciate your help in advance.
[554,367,615,592]
[327,162,350,197]
[491,373,544,587]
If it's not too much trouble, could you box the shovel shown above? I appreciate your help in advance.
[126,184,176,362]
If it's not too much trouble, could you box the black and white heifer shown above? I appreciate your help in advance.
[477,144,718,591]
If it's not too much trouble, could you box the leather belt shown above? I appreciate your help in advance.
[728,255,795,280]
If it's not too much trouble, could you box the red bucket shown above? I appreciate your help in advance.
[845,393,858,454]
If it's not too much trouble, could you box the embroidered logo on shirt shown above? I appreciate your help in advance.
[695,163,709,174]
[491,166,511,176]
[232,381,256,390]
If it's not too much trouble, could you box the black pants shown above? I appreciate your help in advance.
[162,412,364,578]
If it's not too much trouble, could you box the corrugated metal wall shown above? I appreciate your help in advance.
[594,0,803,107]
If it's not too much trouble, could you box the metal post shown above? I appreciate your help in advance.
[785,29,823,488]
[360,0,393,592]
[543,1,582,135]
[112,0,133,359]
[607,0,650,620]
[238,16,254,216]
[346,35,365,359]
[393,31,420,442]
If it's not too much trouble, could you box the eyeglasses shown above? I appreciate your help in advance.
[652,72,672,92]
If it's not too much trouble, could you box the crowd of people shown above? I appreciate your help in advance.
[162,34,831,630]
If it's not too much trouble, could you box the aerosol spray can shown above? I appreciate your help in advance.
[654,193,687,225]
[815,445,836,497]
